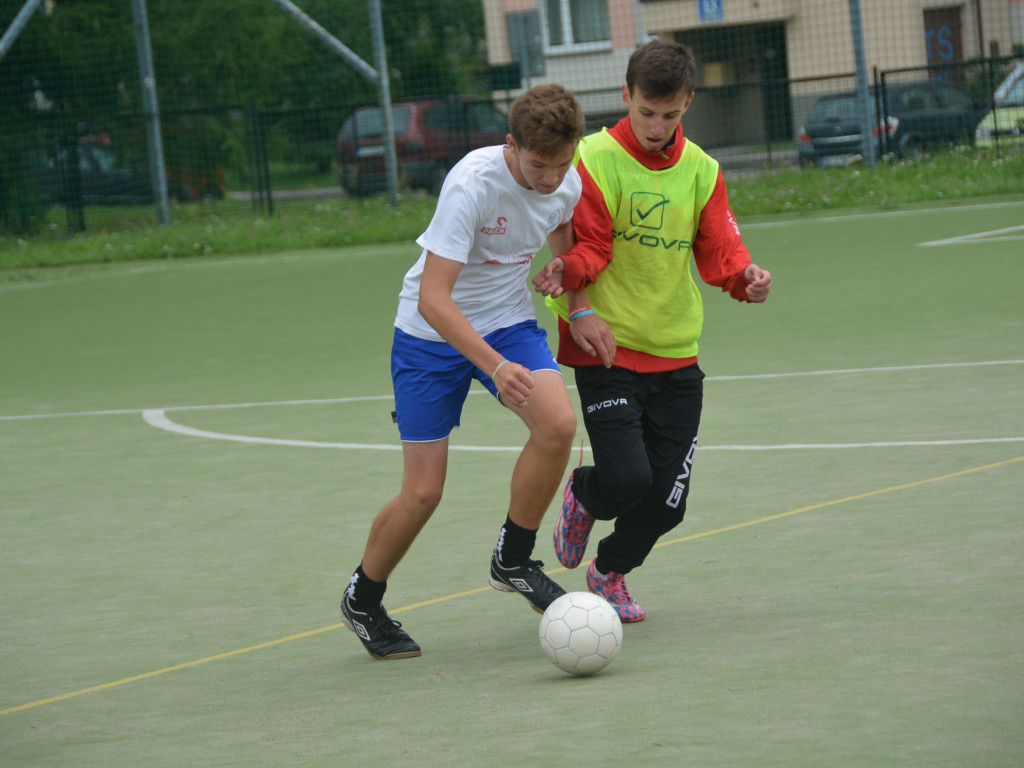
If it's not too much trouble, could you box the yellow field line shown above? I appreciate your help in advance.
[655,454,1024,549]
[3,453,1021,718]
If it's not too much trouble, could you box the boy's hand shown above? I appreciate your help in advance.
[493,361,534,407]
[570,314,616,368]
[744,263,772,302]
[532,258,565,297]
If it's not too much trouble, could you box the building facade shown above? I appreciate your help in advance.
[483,0,1023,148]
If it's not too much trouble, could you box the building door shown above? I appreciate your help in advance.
[924,7,963,81]
[758,23,792,142]
[676,21,792,145]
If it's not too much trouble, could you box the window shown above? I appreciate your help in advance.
[342,107,412,140]
[544,0,610,50]
[507,11,544,77]
[898,86,940,112]
[1002,74,1024,106]
[935,82,971,110]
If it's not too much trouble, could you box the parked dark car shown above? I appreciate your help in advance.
[37,135,152,206]
[36,134,225,206]
[798,80,989,167]
[336,96,509,196]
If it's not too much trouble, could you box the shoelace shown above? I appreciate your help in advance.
[369,606,408,637]
[602,573,635,605]
[565,506,592,543]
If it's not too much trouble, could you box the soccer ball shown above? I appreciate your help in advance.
[539,591,623,676]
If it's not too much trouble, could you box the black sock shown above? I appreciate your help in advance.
[496,516,537,567]
[347,564,386,612]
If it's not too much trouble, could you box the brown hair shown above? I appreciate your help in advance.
[508,84,585,157]
[626,40,697,100]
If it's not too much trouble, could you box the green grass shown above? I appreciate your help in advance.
[728,146,1024,213]
[1,201,1022,766]
[0,194,439,273]
[2,147,1021,273]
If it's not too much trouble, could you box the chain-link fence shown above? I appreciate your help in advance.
[2,0,1022,235]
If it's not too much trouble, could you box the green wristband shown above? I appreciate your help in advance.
[491,359,511,381]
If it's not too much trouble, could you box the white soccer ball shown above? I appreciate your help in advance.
[539,591,623,676]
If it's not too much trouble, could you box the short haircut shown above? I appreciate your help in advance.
[508,84,585,158]
[626,39,698,100]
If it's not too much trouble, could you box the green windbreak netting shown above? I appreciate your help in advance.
[1,0,1021,233]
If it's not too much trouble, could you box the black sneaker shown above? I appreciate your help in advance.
[488,550,567,614]
[340,593,421,660]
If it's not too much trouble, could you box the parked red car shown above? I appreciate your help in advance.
[336,96,509,196]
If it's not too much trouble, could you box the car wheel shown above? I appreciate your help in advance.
[899,136,926,160]
[340,169,365,197]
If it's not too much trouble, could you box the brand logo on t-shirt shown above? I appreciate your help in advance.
[480,216,508,236]
[727,209,740,236]
[483,252,535,265]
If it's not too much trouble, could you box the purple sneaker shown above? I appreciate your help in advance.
[553,476,595,569]
[586,559,646,622]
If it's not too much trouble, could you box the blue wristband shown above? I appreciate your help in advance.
[568,309,595,321]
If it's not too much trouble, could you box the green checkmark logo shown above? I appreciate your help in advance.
[631,192,669,229]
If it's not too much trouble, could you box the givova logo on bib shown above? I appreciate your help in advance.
[630,192,669,229]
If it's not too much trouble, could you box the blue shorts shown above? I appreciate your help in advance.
[391,319,561,442]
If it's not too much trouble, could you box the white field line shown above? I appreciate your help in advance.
[706,359,1024,381]
[5,359,1022,452]
[918,224,1024,247]
[3,359,1022,424]
[142,360,1024,454]
[140,406,1024,452]
[739,199,1024,230]
[141,409,405,451]
[4,200,1020,294]
[4,358,1019,423]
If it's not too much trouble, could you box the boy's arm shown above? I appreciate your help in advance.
[533,219,575,297]
[546,218,575,262]
[565,287,617,367]
[533,161,615,296]
[418,252,533,406]
[692,171,771,303]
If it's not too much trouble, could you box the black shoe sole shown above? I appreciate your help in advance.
[367,647,422,660]
[489,576,546,614]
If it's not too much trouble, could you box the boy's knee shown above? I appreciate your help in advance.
[408,483,444,515]
[532,406,577,449]
[603,465,653,510]
[657,505,686,535]
[551,408,577,446]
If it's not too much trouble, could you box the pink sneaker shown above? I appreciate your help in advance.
[553,476,595,569]
[586,559,646,622]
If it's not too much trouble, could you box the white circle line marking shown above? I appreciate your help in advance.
[4,359,1022,423]
[141,409,514,452]
[142,409,1024,453]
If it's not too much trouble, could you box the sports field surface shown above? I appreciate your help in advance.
[2,199,1022,767]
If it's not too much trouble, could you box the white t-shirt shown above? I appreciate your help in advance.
[394,145,582,342]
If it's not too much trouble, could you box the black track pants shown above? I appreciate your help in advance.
[572,364,704,574]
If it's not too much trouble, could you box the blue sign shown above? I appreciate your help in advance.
[699,0,723,23]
